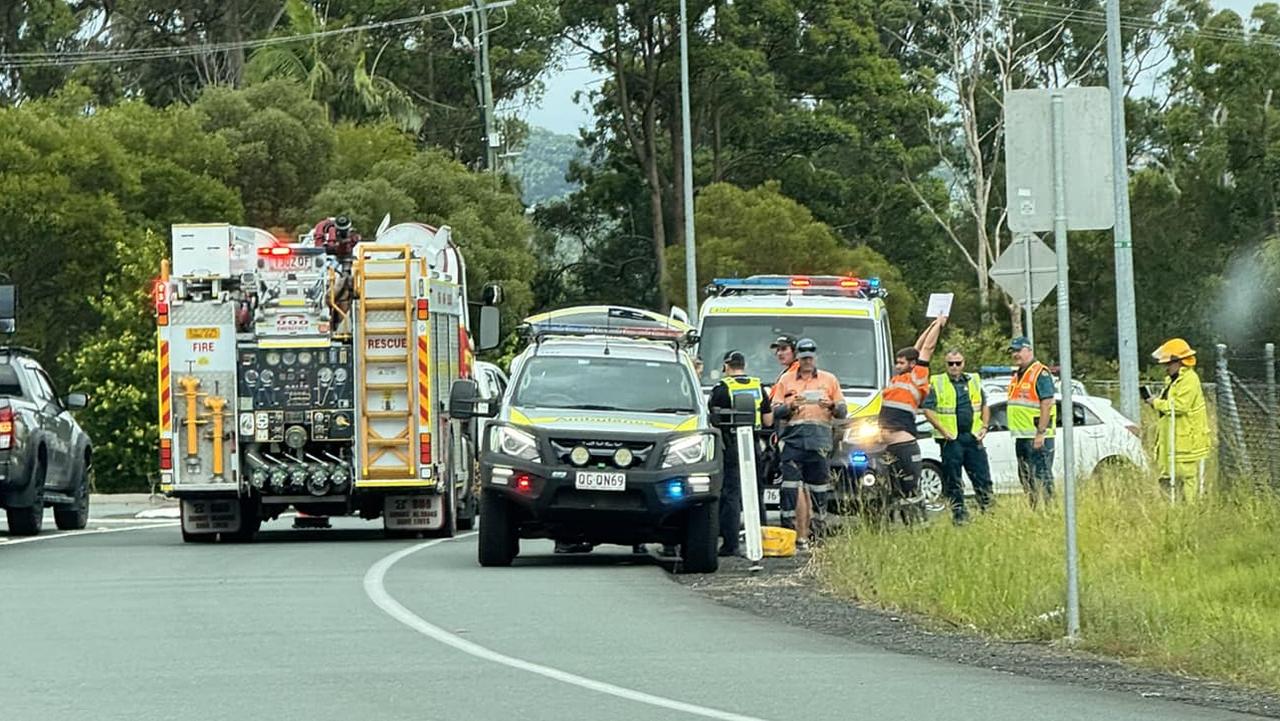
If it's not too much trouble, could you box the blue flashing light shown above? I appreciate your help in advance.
[709,277,790,288]
[979,365,1017,378]
[849,451,869,473]
[660,478,686,501]
[868,277,880,288]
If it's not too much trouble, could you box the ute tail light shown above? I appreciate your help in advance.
[0,407,13,451]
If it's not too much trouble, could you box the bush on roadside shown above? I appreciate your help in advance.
[820,472,1280,692]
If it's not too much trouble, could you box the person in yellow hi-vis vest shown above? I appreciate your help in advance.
[1146,338,1211,501]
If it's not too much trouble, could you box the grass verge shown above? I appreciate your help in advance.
[819,473,1280,693]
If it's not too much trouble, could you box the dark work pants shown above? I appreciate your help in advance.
[1015,437,1055,507]
[779,446,830,538]
[939,433,993,518]
[719,452,767,552]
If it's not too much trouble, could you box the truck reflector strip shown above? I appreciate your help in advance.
[419,335,430,427]
[158,339,171,429]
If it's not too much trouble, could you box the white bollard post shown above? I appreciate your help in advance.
[737,425,764,571]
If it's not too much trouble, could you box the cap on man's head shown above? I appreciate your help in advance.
[722,350,746,367]
[770,335,796,350]
[1008,336,1033,351]
[795,338,818,359]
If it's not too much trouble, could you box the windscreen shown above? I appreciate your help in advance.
[699,316,881,388]
[513,355,699,413]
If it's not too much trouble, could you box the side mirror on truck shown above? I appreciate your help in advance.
[481,283,504,306]
[449,379,497,420]
[478,306,500,352]
[63,392,89,410]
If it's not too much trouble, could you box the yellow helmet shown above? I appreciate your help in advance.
[1152,338,1196,367]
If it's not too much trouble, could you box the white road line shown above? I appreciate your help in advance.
[364,535,773,721]
[0,522,179,545]
[85,517,178,525]
[134,507,181,519]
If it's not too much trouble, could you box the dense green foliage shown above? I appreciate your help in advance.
[4,0,1280,491]
[0,84,533,489]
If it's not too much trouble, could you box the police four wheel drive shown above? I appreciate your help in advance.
[449,307,723,573]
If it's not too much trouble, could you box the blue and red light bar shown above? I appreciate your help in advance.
[707,275,883,295]
[523,322,694,342]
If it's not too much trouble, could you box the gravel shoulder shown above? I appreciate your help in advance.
[674,552,1280,720]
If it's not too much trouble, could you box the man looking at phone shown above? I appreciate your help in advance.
[771,338,846,545]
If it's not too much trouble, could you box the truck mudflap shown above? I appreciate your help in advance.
[383,494,445,532]
[181,498,241,535]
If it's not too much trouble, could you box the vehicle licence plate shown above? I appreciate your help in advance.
[763,488,780,505]
[575,471,626,492]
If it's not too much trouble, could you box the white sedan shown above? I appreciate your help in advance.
[916,392,1148,507]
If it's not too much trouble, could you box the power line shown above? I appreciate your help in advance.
[946,0,1280,50]
[0,2,516,69]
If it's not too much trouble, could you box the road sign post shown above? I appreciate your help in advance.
[1023,235,1034,348]
[1049,93,1082,641]
[1006,86,1114,642]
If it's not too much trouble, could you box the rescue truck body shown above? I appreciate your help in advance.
[154,220,499,541]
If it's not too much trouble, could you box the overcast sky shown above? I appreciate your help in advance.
[515,0,1266,137]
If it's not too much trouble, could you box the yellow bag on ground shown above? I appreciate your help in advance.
[762,526,796,557]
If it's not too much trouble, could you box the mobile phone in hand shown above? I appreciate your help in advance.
[1139,385,1152,401]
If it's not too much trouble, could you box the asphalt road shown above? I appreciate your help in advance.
[0,511,1257,721]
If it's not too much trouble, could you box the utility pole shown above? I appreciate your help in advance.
[471,0,500,173]
[678,0,698,317]
[1106,0,1140,422]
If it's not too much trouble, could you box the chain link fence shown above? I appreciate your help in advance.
[1213,343,1280,492]
[1084,349,1279,493]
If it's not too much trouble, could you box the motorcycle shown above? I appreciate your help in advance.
[835,417,926,527]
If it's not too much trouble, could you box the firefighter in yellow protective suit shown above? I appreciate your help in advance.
[1146,338,1211,501]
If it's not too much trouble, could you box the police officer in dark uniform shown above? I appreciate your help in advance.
[707,350,772,556]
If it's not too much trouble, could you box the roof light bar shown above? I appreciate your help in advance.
[522,322,695,342]
[706,275,886,298]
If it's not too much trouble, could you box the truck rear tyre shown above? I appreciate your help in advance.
[7,460,46,536]
[477,490,516,567]
[54,468,91,531]
[6,503,43,536]
[680,500,720,574]
[457,490,477,531]
[224,498,261,542]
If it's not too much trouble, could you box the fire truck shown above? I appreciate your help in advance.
[153,218,501,542]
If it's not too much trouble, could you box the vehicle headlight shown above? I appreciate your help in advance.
[661,434,715,469]
[844,419,881,448]
[489,425,539,462]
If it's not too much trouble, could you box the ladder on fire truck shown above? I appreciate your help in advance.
[354,244,417,482]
